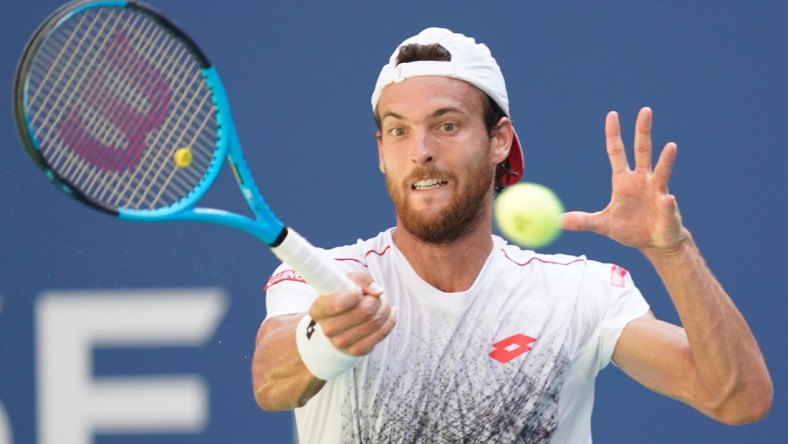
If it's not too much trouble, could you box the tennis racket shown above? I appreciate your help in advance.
[13,0,354,295]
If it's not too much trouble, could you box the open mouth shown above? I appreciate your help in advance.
[411,178,448,190]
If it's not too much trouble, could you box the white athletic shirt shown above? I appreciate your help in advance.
[264,229,649,444]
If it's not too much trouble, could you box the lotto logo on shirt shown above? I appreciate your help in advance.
[610,265,628,288]
[489,334,537,364]
[264,269,306,290]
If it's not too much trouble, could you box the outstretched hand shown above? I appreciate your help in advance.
[562,107,687,255]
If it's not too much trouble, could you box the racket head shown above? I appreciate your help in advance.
[13,0,227,217]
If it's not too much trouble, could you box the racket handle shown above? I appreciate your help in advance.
[271,228,357,295]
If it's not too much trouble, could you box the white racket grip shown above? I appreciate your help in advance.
[270,228,357,295]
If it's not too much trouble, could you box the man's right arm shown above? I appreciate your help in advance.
[252,313,326,411]
[252,273,396,411]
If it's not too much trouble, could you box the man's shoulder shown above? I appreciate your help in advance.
[325,228,395,269]
[492,236,628,279]
[493,236,588,271]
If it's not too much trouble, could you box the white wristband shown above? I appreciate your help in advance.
[296,315,359,380]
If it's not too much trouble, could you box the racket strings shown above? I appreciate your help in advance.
[26,6,220,211]
[56,13,150,187]
[125,39,214,203]
[32,8,159,196]
[147,88,215,206]
[72,12,186,204]
[111,20,218,209]
[34,11,116,166]
[93,17,182,203]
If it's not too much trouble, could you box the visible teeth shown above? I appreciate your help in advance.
[412,179,447,190]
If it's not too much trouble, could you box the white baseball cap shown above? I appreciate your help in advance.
[371,27,523,187]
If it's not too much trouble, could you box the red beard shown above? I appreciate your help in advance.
[386,157,494,245]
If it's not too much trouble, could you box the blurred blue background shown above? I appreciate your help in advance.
[1,1,785,443]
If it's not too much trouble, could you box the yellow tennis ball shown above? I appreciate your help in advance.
[494,182,564,249]
[173,147,192,168]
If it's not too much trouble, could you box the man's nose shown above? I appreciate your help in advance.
[411,130,435,165]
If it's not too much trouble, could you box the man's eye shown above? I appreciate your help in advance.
[441,123,457,132]
[389,128,406,136]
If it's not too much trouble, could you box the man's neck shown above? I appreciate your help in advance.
[392,221,494,293]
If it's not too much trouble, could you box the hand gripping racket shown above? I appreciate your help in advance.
[13,0,355,296]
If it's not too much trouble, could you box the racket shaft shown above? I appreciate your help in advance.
[272,229,356,295]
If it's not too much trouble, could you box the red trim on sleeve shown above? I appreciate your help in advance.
[264,269,306,291]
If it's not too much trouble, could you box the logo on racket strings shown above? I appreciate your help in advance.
[57,32,172,172]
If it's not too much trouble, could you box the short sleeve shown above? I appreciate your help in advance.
[596,265,650,370]
[262,242,371,319]
[263,262,319,318]
[571,262,650,377]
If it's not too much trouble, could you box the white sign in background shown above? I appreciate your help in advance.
[24,288,229,444]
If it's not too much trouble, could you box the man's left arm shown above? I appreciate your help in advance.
[563,107,772,424]
[614,230,772,424]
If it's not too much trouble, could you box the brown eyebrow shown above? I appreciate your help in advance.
[380,107,464,123]
[380,111,405,122]
[432,107,464,118]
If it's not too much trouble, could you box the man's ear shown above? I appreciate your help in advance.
[491,117,514,164]
[376,131,386,174]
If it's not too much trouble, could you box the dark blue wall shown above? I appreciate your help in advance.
[1,1,785,443]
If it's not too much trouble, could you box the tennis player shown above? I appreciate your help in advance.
[253,28,772,443]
